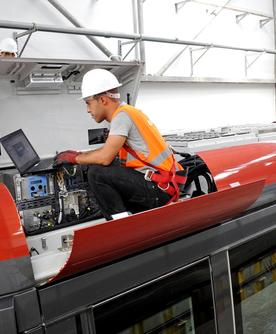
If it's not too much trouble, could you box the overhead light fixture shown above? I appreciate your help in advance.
[24,72,63,89]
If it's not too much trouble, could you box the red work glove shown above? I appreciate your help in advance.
[54,150,80,166]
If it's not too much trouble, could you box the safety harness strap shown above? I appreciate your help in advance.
[123,145,187,203]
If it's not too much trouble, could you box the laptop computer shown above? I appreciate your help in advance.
[0,129,55,175]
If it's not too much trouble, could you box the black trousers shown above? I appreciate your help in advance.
[87,165,171,220]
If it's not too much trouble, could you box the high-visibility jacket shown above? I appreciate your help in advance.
[112,104,183,172]
[111,104,186,202]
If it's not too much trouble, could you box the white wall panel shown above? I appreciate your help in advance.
[136,82,276,132]
[0,81,106,165]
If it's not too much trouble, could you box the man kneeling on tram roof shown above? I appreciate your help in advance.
[55,69,186,220]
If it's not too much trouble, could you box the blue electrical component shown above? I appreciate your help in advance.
[28,175,48,198]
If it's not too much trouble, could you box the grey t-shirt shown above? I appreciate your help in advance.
[109,110,149,157]
[109,107,153,171]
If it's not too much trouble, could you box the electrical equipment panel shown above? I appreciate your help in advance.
[14,174,54,201]
[0,166,102,235]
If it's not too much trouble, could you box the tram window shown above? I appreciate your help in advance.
[230,230,276,334]
[93,260,215,334]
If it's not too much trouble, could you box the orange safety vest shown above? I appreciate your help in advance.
[111,104,186,202]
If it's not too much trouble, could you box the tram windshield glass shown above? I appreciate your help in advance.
[94,260,215,334]
[230,230,276,334]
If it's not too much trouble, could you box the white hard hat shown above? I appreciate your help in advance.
[0,38,18,54]
[81,69,122,100]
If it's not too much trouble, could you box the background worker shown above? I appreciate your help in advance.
[0,38,18,58]
[55,69,185,220]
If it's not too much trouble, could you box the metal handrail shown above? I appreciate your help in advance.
[157,0,232,76]
[1,19,276,56]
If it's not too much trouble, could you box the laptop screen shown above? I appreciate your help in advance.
[0,129,40,173]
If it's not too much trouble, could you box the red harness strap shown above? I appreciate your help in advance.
[123,145,187,203]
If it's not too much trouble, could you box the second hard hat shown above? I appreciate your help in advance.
[81,69,122,100]
[0,38,18,53]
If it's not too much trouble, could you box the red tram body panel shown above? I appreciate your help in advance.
[198,142,276,190]
[1,142,276,281]
[0,183,29,261]
[52,179,264,282]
